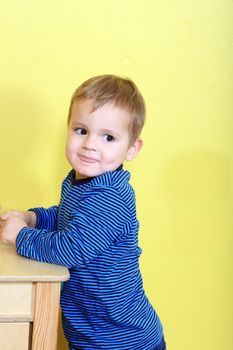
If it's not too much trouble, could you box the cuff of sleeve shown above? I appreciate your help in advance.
[16,226,34,251]
[28,208,44,229]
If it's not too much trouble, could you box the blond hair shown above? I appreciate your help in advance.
[68,74,146,144]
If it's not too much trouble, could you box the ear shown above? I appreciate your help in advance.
[126,138,143,161]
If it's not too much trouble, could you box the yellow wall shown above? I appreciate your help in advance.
[0,1,232,349]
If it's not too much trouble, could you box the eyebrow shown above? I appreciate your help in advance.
[70,121,87,128]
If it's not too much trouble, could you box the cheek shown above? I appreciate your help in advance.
[103,147,125,162]
[66,135,77,149]
[65,143,70,160]
[65,138,74,158]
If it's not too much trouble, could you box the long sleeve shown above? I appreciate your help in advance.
[16,187,132,268]
[30,206,59,231]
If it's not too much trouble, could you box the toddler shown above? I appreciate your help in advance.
[0,75,166,350]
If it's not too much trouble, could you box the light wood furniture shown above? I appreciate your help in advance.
[0,242,69,350]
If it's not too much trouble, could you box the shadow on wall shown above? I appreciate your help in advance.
[0,86,66,209]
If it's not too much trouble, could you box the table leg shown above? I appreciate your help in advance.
[31,282,61,350]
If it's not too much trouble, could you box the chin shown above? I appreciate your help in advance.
[75,168,99,179]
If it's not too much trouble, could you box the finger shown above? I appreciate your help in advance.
[0,213,9,221]
[0,211,17,220]
[0,218,6,228]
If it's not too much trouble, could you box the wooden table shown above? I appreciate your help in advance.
[0,242,69,350]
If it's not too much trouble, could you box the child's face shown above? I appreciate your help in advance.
[65,99,142,179]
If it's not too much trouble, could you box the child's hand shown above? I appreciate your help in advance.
[0,210,36,227]
[0,212,28,245]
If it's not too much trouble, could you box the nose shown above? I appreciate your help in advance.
[83,135,97,151]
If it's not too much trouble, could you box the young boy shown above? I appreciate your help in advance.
[0,75,166,350]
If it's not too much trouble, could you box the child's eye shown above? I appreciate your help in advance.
[103,134,114,142]
[75,128,87,135]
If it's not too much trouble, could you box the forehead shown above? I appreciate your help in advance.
[70,99,131,129]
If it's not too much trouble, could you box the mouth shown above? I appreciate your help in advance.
[79,155,99,164]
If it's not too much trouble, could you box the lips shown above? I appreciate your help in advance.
[79,155,98,163]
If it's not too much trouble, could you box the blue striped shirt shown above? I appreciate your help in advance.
[16,168,163,349]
